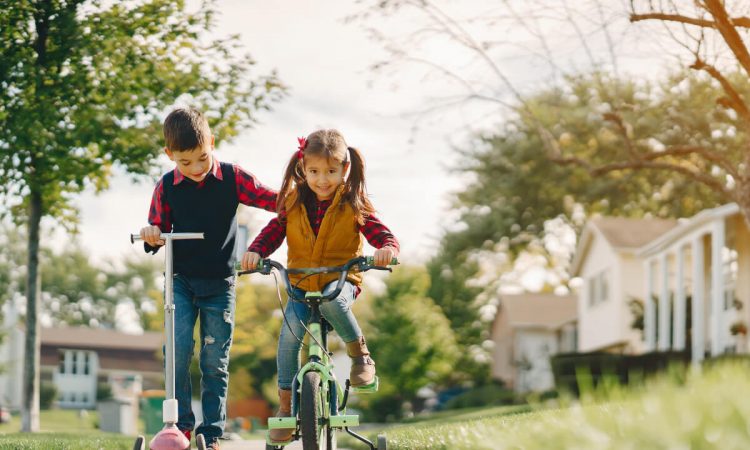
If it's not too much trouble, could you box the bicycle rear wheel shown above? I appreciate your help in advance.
[300,371,326,450]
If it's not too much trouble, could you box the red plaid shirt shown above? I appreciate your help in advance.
[148,157,277,233]
[249,198,400,257]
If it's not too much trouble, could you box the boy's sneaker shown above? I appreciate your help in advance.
[205,441,221,450]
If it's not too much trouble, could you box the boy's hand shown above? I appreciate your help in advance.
[241,251,262,271]
[373,246,396,267]
[140,226,164,247]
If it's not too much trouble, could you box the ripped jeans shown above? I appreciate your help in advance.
[277,281,361,390]
[172,274,236,442]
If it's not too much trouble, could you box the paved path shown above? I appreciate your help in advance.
[213,439,355,450]
[215,438,302,450]
[209,438,354,450]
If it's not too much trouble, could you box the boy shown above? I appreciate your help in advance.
[140,107,276,449]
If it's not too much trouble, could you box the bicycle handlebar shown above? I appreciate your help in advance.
[236,256,399,302]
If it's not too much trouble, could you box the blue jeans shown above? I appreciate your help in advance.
[172,274,235,442]
[277,281,362,389]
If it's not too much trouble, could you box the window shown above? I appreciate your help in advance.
[70,352,77,375]
[588,270,610,306]
[58,352,65,374]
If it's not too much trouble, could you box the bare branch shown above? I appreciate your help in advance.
[602,112,639,159]
[690,58,750,125]
[590,159,732,197]
[629,13,750,28]
[702,0,750,77]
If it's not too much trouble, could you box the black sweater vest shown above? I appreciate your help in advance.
[163,162,238,278]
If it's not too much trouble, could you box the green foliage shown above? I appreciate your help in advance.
[0,225,161,328]
[425,71,730,386]
[441,382,516,410]
[0,0,285,225]
[0,434,134,450]
[362,266,461,422]
[95,383,112,402]
[229,278,284,404]
[356,362,750,449]
[39,382,57,410]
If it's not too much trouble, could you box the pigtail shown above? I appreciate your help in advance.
[344,146,376,225]
[277,152,306,215]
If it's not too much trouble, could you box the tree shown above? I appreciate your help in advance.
[0,1,284,431]
[41,246,161,329]
[355,1,750,372]
[364,266,460,421]
[229,278,284,404]
[357,0,750,230]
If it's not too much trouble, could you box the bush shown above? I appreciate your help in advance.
[96,383,112,401]
[550,351,690,396]
[39,382,57,410]
[442,383,516,410]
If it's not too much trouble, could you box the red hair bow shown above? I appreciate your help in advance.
[297,137,307,160]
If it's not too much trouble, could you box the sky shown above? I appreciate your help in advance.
[62,0,680,284]
[71,0,467,266]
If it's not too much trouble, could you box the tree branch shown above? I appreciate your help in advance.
[702,0,750,78]
[690,57,750,124]
[590,159,732,197]
[629,13,750,28]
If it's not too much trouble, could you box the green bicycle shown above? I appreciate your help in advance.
[240,256,394,450]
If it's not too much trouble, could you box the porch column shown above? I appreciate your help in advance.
[644,258,656,352]
[692,236,705,364]
[673,245,686,350]
[658,253,671,351]
[711,220,725,356]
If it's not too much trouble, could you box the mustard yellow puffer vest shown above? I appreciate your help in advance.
[286,187,363,291]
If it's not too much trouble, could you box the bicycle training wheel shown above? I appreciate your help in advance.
[301,371,326,450]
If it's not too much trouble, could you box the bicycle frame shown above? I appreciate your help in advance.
[240,256,395,450]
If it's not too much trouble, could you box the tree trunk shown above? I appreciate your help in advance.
[21,190,42,432]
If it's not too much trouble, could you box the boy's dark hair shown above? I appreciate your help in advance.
[163,107,211,152]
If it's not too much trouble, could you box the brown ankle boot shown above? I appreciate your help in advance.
[346,336,376,387]
[269,388,294,442]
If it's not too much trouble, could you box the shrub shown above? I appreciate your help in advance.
[39,382,57,410]
[442,383,516,410]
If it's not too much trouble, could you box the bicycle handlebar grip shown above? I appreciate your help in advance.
[235,258,270,274]
[364,256,399,266]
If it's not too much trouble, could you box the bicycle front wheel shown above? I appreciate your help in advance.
[300,371,327,450]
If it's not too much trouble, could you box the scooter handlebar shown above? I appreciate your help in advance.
[130,232,204,244]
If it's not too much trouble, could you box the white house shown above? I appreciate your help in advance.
[637,203,750,364]
[489,293,577,393]
[571,217,678,353]
[0,311,163,411]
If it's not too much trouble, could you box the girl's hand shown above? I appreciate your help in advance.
[242,251,262,271]
[373,246,396,267]
[140,225,164,247]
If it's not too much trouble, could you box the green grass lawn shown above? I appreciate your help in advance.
[0,409,137,449]
[343,362,750,449]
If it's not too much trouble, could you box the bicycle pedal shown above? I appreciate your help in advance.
[267,416,298,429]
[350,376,379,393]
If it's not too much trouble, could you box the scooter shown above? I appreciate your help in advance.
[131,232,204,450]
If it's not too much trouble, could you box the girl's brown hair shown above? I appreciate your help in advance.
[277,129,375,225]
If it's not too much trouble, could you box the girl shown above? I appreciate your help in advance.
[243,129,399,442]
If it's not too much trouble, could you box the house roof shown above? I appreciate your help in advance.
[41,326,163,352]
[637,203,739,257]
[570,217,678,276]
[493,293,577,333]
